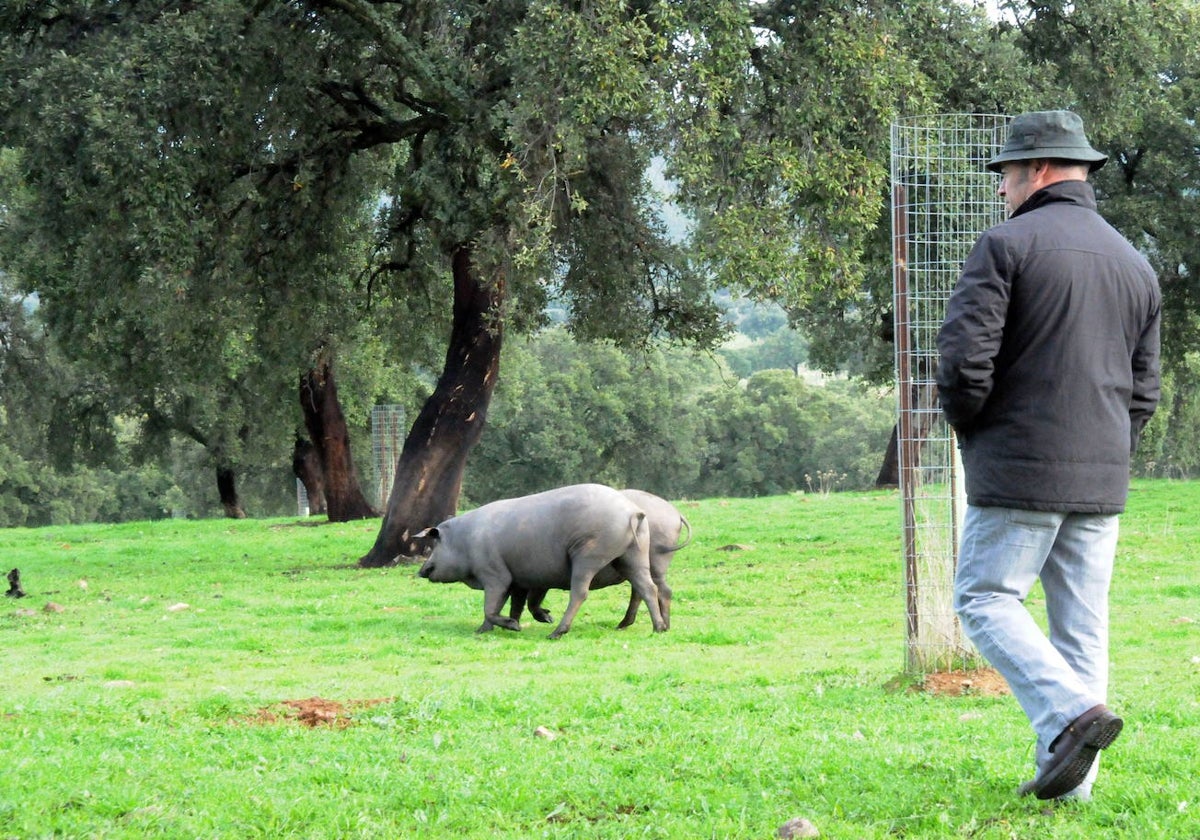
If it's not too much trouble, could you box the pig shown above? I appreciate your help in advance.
[416,483,666,638]
[508,489,691,630]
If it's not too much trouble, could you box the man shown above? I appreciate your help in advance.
[936,110,1161,801]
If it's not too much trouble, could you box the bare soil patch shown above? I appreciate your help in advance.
[919,668,1010,697]
[244,696,392,729]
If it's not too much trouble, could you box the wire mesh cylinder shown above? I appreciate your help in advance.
[370,404,406,509]
[891,113,1009,674]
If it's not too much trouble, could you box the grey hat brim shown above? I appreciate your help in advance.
[986,148,1108,173]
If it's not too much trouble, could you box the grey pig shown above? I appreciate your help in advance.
[510,489,691,630]
[416,483,666,638]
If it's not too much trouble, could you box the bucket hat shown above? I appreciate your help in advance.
[986,110,1107,173]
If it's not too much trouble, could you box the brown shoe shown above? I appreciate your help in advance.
[1021,704,1123,801]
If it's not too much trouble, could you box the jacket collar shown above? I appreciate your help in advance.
[1010,179,1098,219]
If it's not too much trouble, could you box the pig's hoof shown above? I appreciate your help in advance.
[531,608,553,623]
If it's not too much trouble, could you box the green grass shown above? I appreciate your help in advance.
[1,481,1197,839]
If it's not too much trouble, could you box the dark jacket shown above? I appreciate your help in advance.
[936,180,1161,513]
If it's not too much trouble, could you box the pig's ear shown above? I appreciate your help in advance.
[413,526,439,557]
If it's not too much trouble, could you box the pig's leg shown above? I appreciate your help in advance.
[615,564,664,632]
[548,569,598,639]
[480,583,521,633]
[507,586,527,623]
[504,586,552,624]
[617,591,640,629]
[526,589,553,623]
[612,525,666,632]
[654,575,673,630]
[614,568,671,629]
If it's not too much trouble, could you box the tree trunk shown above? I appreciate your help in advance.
[300,359,377,522]
[359,246,503,567]
[216,466,247,518]
[875,423,900,487]
[291,436,328,515]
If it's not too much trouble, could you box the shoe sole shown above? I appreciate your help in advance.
[1034,713,1123,800]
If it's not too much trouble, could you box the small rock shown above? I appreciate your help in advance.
[166,603,190,612]
[716,544,754,552]
[534,725,558,740]
[43,602,65,613]
[777,816,820,838]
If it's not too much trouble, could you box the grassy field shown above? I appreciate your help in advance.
[1,480,1197,839]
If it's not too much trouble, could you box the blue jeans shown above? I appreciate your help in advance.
[954,505,1119,796]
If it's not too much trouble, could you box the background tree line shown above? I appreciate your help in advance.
[0,281,895,524]
[6,293,1195,527]
[1,1,1198,541]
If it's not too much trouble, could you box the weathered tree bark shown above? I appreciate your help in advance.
[216,467,247,518]
[359,247,503,567]
[300,359,377,522]
[291,436,328,515]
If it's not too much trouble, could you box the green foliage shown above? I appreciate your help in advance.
[667,0,926,314]
[465,329,893,504]
[1,483,1197,837]
[464,330,717,502]
[0,463,186,528]
[719,326,809,379]
[717,295,789,340]
[0,1,440,497]
[1134,352,1200,479]
[694,370,892,497]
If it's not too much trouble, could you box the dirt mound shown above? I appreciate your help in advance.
[884,667,1011,697]
[920,668,1010,697]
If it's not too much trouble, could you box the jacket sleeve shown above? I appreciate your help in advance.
[936,233,1012,432]
[1129,297,1162,453]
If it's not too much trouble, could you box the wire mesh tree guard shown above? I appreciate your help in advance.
[370,404,407,510]
[890,113,1009,675]
[296,479,310,517]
